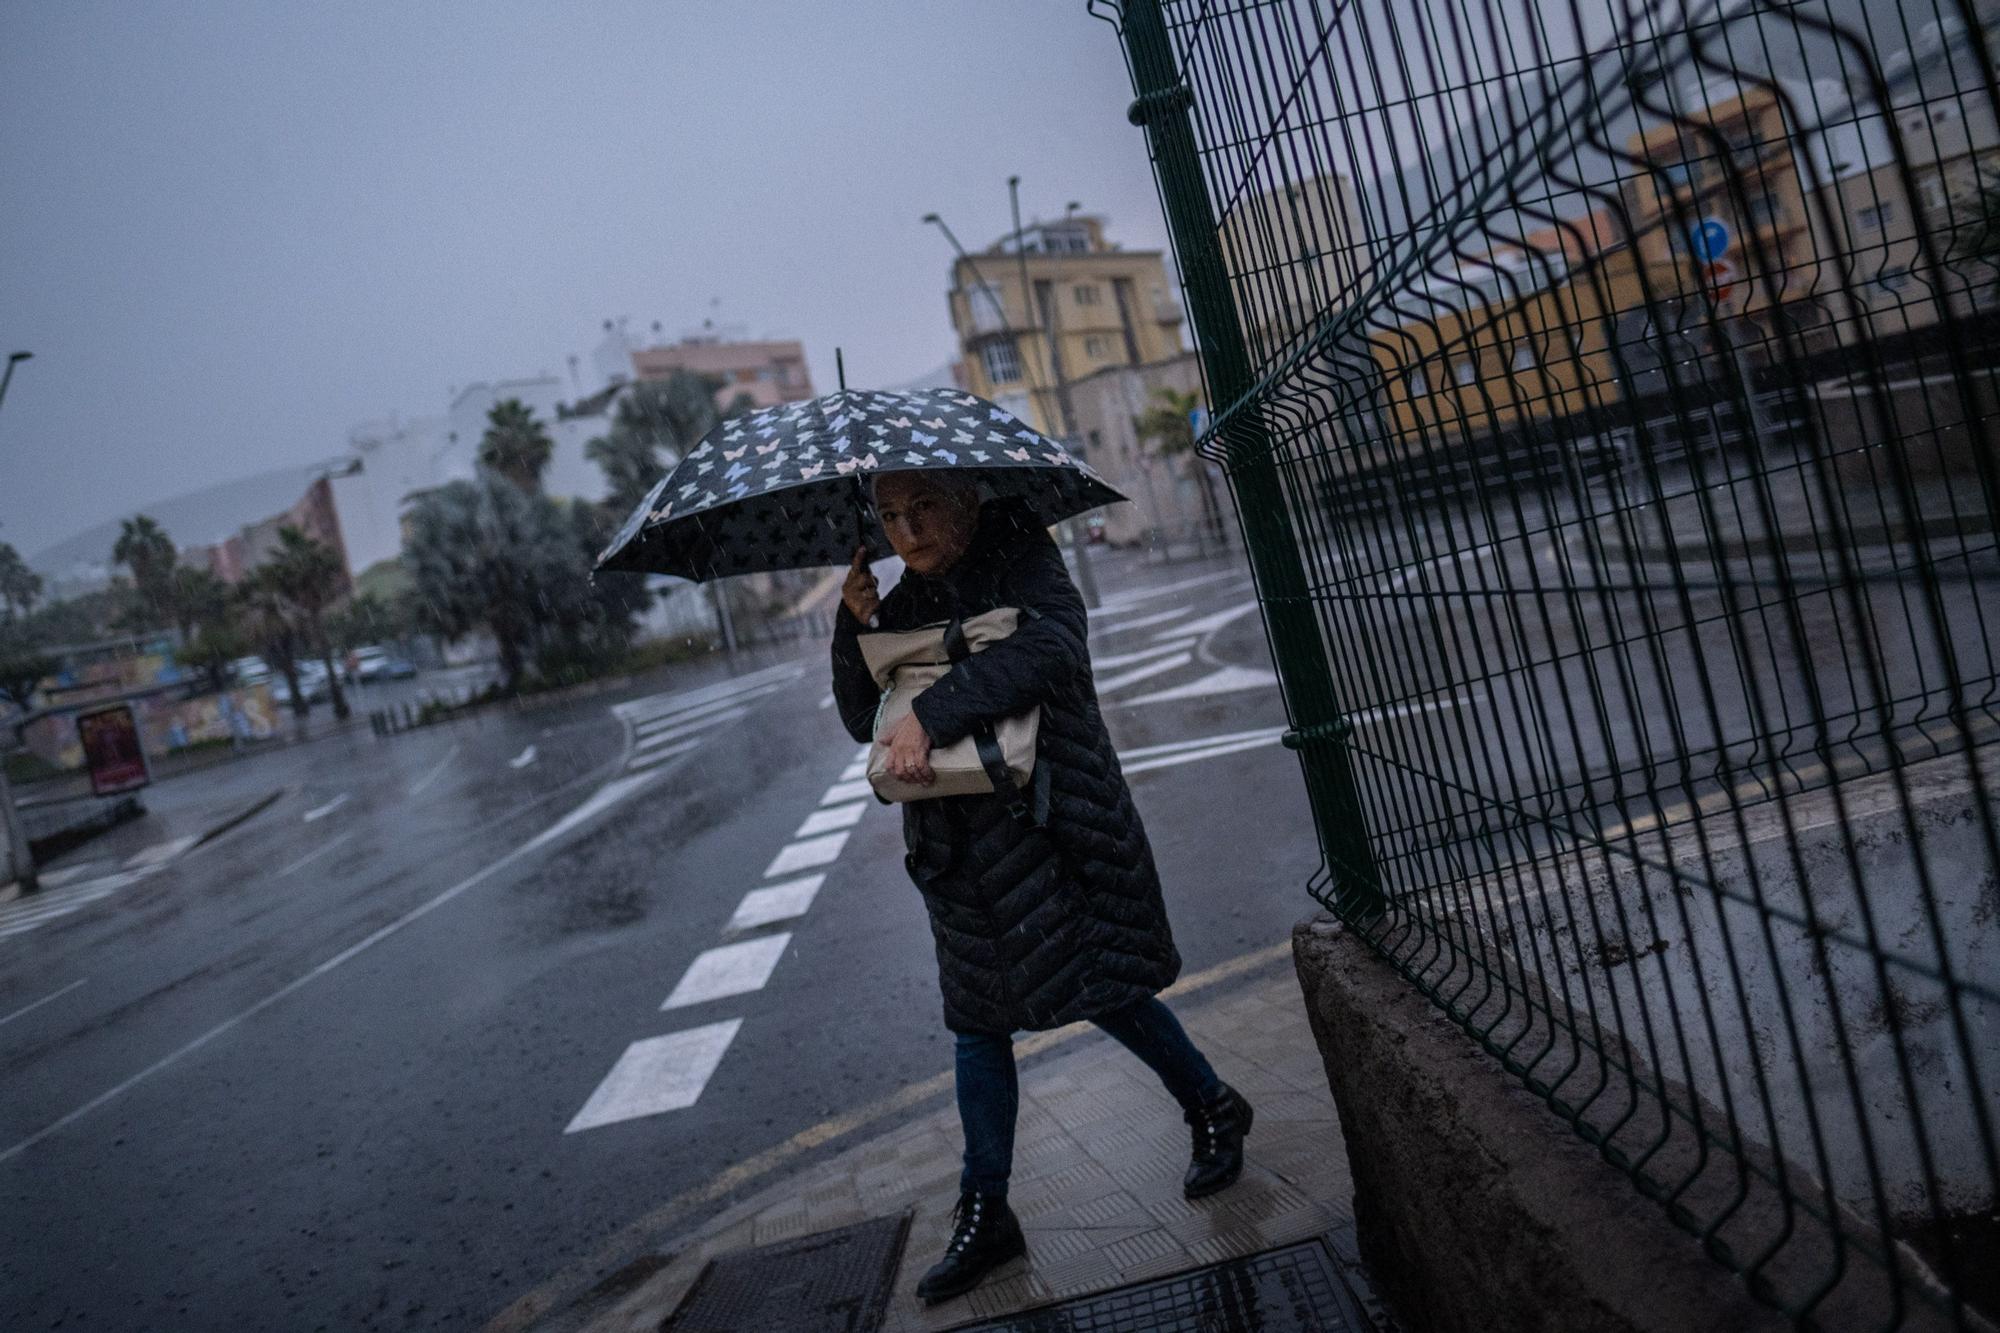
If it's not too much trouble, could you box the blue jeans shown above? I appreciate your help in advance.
[953,996,1225,1197]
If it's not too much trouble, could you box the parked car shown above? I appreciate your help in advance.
[349,645,417,681]
[231,655,273,686]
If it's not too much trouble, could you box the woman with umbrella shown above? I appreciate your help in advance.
[597,387,1253,1306]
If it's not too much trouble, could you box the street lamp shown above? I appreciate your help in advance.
[0,350,36,895]
[0,351,31,414]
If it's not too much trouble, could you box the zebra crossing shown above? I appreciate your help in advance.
[0,863,158,944]
[612,661,809,775]
[1087,570,1281,711]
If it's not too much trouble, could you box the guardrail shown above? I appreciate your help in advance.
[1099,0,2000,1323]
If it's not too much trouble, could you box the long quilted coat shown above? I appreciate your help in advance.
[831,500,1182,1034]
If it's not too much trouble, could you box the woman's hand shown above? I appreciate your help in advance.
[842,545,880,626]
[880,711,934,786]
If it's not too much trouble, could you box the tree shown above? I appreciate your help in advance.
[405,477,576,692]
[112,514,177,628]
[0,543,42,622]
[1132,386,1227,542]
[266,526,351,720]
[240,567,309,722]
[0,628,56,715]
[478,398,555,494]
[166,565,231,645]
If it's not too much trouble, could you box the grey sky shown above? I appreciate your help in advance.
[0,1,1170,562]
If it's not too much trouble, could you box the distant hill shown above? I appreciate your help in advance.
[29,457,349,576]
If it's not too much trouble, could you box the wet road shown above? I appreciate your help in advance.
[0,550,1323,1331]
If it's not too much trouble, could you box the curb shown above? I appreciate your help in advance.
[191,787,288,848]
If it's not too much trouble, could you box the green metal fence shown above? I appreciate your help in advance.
[1098,0,2000,1323]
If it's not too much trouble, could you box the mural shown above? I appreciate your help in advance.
[20,684,279,773]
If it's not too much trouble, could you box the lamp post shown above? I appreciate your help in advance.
[0,350,37,894]
[922,201,1101,609]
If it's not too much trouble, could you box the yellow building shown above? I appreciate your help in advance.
[1219,172,1373,362]
[943,215,1185,437]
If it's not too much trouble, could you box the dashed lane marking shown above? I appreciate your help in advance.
[278,830,358,878]
[794,802,866,837]
[661,934,793,1011]
[509,745,538,769]
[408,743,461,796]
[563,1020,744,1135]
[302,794,350,823]
[763,832,850,879]
[725,876,825,932]
[821,778,873,805]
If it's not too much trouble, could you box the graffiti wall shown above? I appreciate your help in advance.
[19,684,279,772]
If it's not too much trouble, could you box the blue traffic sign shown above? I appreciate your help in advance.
[1689,218,1731,262]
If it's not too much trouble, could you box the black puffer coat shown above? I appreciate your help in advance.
[831,500,1181,1035]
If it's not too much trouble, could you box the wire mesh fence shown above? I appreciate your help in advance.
[1098,0,2000,1324]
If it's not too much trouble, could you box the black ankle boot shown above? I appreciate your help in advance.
[1183,1085,1254,1198]
[915,1189,1026,1304]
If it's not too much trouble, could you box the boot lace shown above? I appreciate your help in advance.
[947,1193,989,1254]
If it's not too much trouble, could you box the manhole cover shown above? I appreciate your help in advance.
[665,1213,911,1333]
[947,1238,1369,1332]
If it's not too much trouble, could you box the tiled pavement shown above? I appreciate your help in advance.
[567,957,1377,1331]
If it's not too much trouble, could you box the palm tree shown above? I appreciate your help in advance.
[586,372,728,516]
[0,542,42,622]
[478,398,555,494]
[240,568,309,723]
[266,526,351,720]
[112,514,177,626]
[1132,386,1227,543]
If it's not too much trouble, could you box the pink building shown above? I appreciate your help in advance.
[629,337,815,410]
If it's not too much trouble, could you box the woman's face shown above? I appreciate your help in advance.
[875,473,978,577]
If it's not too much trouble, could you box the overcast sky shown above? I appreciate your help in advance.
[0,1,1172,561]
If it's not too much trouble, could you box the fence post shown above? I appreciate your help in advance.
[1119,0,1382,919]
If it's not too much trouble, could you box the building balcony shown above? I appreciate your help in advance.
[1153,293,1185,324]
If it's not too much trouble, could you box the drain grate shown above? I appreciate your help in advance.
[947,1237,1370,1332]
[665,1213,911,1333]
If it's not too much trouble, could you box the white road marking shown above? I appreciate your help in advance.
[408,743,461,796]
[840,761,868,782]
[1090,607,1194,636]
[564,1019,744,1133]
[1161,603,1258,639]
[794,803,866,837]
[633,706,747,753]
[36,861,112,888]
[278,830,357,878]
[1093,570,1237,610]
[1095,652,1194,695]
[819,692,835,710]
[821,778,874,805]
[662,934,793,1010]
[634,689,776,736]
[302,794,350,823]
[509,745,538,769]
[763,832,850,879]
[1092,638,1199,671]
[1,758,680,1163]
[0,977,87,1028]
[0,891,124,939]
[122,835,198,870]
[1119,726,1289,761]
[625,738,701,773]
[726,875,825,932]
[1123,734,1287,774]
[614,664,803,724]
[1120,665,1280,706]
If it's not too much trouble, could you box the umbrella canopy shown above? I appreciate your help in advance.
[592,388,1127,582]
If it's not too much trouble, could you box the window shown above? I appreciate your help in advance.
[1406,365,1430,397]
[981,338,1023,384]
[1084,334,1109,358]
[1074,284,1101,306]
[1511,341,1538,372]
[967,283,1006,333]
[1745,192,1785,228]
[1454,357,1478,386]
[1856,201,1895,230]
[1876,265,1912,293]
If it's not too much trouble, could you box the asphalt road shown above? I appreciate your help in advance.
[0,547,1323,1331]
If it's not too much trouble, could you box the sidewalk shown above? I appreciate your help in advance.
[529,949,1388,1333]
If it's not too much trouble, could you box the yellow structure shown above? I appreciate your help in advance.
[943,216,1185,437]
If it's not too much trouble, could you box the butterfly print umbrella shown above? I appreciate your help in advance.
[592,387,1127,581]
